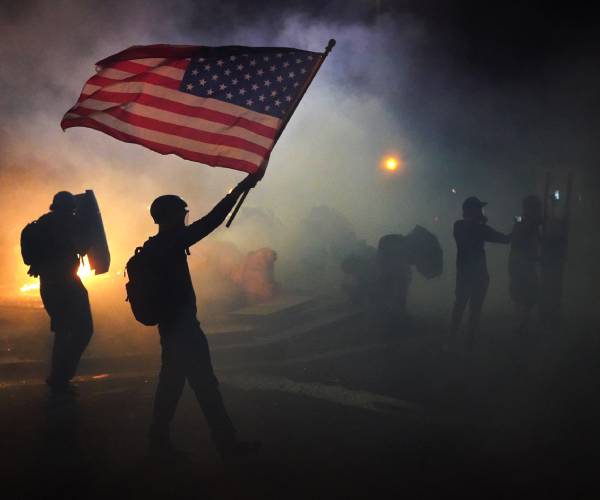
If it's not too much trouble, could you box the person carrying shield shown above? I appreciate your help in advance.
[24,191,93,394]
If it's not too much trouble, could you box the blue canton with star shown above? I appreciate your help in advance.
[180,49,320,118]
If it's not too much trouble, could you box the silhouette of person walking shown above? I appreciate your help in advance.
[30,191,93,394]
[376,234,412,326]
[450,196,510,347]
[509,195,542,336]
[144,173,261,458]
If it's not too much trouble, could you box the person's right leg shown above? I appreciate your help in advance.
[181,323,236,448]
[182,321,260,457]
[450,272,470,338]
[47,329,71,388]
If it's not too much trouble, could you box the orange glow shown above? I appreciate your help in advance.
[380,154,403,173]
[385,157,399,171]
[19,255,108,294]
[91,373,110,380]
[77,255,93,279]
[20,282,40,293]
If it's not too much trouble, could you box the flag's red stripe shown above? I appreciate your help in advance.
[84,105,269,156]
[75,90,277,139]
[97,45,201,66]
[163,59,189,70]
[87,72,180,90]
[61,116,259,173]
[105,60,161,74]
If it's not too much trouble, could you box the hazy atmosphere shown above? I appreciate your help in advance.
[1,1,599,498]
[2,1,598,318]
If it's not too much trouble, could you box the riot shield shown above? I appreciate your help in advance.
[75,190,110,275]
[407,225,443,279]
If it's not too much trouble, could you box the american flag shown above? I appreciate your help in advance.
[61,44,324,173]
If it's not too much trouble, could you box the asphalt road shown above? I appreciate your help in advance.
[2,312,600,499]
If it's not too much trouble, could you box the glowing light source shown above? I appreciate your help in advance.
[19,254,110,294]
[77,255,94,279]
[20,282,40,293]
[384,157,399,171]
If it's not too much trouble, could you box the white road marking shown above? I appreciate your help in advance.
[222,374,422,415]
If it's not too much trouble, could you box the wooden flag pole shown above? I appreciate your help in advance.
[226,39,336,227]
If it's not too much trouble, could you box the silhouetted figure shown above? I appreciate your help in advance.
[341,251,376,305]
[375,225,443,328]
[509,196,542,336]
[450,197,510,347]
[144,173,261,458]
[25,191,93,394]
[376,234,412,324]
[340,226,442,318]
[539,193,570,331]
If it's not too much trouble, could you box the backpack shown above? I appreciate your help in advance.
[125,243,162,326]
[20,218,48,277]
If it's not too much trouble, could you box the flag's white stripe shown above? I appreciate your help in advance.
[82,83,102,95]
[130,58,167,67]
[97,68,133,80]
[151,65,185,80]
[86,112,265,164]
[96,65,184,82]
[75,99,273,149]
[80,81,281,131]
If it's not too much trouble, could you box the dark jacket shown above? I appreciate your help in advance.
[36,211,86,283]
[146,188,244,327]
[454,219,510,274]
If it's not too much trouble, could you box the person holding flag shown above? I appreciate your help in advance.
[142,172,260,458]
[62,41,335,457]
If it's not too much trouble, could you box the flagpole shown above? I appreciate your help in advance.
[226,38,336,227]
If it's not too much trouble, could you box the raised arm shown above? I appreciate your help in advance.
[483,225,511,244]
[181,173,259,248]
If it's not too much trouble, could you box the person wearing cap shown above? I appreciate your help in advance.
[35,191,93,394]
[450,196,510,347]
[509,195,543,336]
[143,172,261,459]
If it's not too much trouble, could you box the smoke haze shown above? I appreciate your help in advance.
[1,0,599,328]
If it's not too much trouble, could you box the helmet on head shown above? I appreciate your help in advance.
[50,191,76,212]
[150,195,188,224]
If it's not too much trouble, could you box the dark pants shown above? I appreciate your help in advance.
[150,318,235,448]
[40,277,93,386]
[451,269,489,341]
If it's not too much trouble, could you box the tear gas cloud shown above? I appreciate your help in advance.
[1,0,599,329]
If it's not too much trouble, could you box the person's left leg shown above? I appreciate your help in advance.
[62,280,94,382]
[466,274,490,348]
[149,338,187,449]
[450,271,471,339]
[64,328,93,381]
